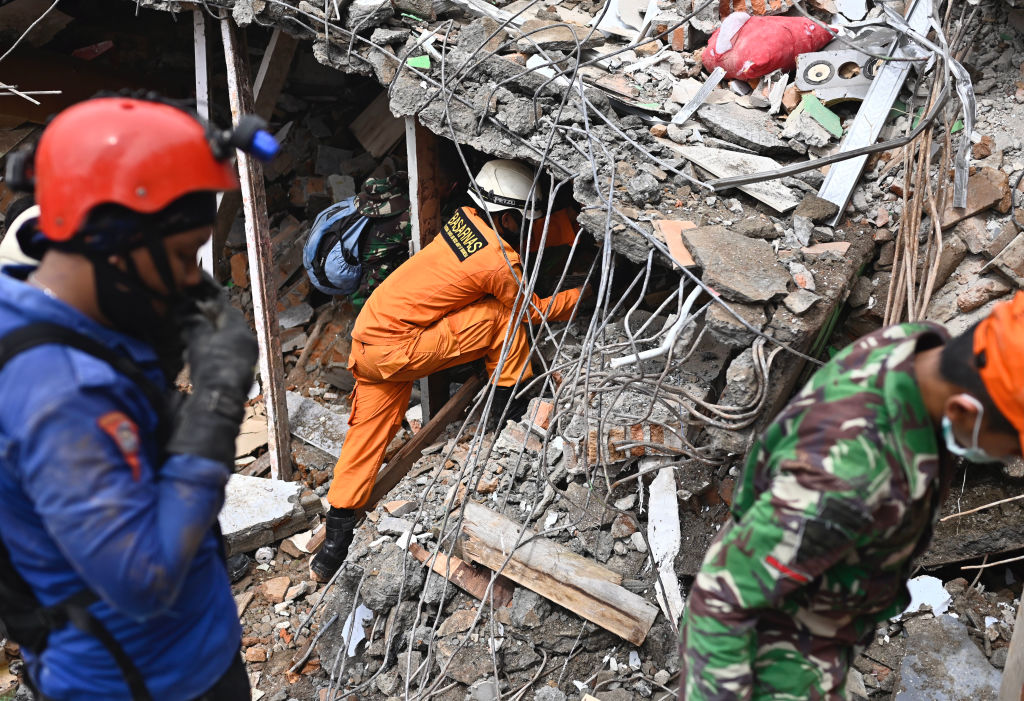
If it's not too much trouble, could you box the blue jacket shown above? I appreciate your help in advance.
[0,272,241,700]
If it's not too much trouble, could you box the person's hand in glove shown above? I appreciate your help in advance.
[166,273,258,465]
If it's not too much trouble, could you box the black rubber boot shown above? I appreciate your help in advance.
[309,507,358,583]
[226,553,251,583]
[486,385,532,431]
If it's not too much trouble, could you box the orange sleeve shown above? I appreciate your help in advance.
[533,287,583,323]
[529,208,580,251]
[484,260,583,324]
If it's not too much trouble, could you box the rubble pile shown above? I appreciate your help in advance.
[1,0,1016,695]
[313,414,688,701]
[198,0,1024,696]
[846,574,1019,699]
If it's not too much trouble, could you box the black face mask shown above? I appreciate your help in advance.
[66,193,218,381]
[90,252,191,381]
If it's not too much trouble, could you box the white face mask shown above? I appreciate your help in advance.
[941,395,1004,464]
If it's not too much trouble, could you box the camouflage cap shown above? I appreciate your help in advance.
[357,171,410,219]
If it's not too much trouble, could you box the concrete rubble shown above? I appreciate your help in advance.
[220,474,324,555]
[2,0,1024,697]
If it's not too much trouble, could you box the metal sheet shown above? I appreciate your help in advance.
[671,66,726,125]
[795,46,888,102]
[817,0,933,225]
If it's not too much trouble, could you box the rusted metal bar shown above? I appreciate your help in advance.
[220,17,292,480]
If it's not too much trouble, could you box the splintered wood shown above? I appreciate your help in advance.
[351,93,405,158]
[458,501,659,645]
[408,542,515,607]
[648,467,685,630]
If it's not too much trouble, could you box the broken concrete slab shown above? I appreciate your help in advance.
[279,302,314,329]
[657,142,801,213]
[377,516,414,535]
[953,216,1017,258]
[696,102,791,156]
[314,144,354,176]
[679,225,791,303]
[794,193,840,223]
[956,277,1011,313]
[286,390,349,458]
[990,233,1024,288]
[781,107,831,148]
[733,214,779,239]
[344,0,394,29]
[516,19,604,53]
[894,615,1001,700]
[705,299,767,348]
[783,288,821,315]
[219,474,323,555]
[931,232,969,290]
[261,575,291,603]
[940,167,1012,228]
[457,16,510,53]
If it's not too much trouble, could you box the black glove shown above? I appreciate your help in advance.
[166,274,258,464]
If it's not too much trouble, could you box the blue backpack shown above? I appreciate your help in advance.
[303,197,371,296]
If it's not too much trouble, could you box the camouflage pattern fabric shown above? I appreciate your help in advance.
[351,172,412,309]
[680,322,955,701]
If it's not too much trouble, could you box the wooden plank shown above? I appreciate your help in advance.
[999,599,1024,701]
[458,501,659,645]
[253,29,299,121]
[408,542,515,607]
[648,467,684,631]
[406,117,442,252]
[654,139,800,213]
[365,374,483,510]
[221,17,292,481]
[351,92,405,158]
[235,590,255,617]
[212,28,299,279]
[405,116,450,420]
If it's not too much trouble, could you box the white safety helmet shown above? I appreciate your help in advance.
[467,159,545,221]
[0,204,42,269]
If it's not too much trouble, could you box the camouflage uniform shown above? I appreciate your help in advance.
[350,172,411,310]
[680,323,955,700]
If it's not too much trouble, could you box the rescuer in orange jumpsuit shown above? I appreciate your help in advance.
[310,159,588,582]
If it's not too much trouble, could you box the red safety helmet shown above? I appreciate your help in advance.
[32,97,238,241]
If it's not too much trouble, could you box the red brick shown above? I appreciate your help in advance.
[670,27,687,51]
[260,575,291,604]
[244,646,267,662]
[230,253,249,289]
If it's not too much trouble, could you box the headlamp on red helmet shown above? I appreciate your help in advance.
[4,97,277,245]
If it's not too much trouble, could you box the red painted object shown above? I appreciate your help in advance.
[702,12,834,81]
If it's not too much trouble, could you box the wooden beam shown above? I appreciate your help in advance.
[351,92,405,158]
[408,542,515,607]
[405,116,449,421]
[1000,600,1024,701]
[253,29,299,121]
[212,28,299,280]
[365,374,483,510]
[458,501,659,646]
[193,9,214,275]
[220,17,292,481]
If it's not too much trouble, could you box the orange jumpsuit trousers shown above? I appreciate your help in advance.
[325,297,530,509]
[326,206,582,510]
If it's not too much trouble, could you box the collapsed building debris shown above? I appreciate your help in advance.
[2,0,1024,696]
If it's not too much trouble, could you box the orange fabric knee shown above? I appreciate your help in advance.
[326,377,412,510]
